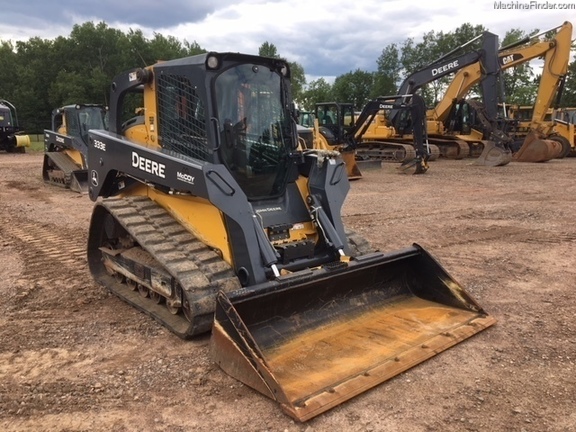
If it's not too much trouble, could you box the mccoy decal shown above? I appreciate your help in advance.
[177,171,195,185]
[132,151,166,178]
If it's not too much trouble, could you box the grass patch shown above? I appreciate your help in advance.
[28,141,44,152]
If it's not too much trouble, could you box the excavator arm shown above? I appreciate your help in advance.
[432,21,573,125]
[346,95,430,173]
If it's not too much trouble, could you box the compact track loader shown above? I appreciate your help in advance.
[86,52,495,421]
[43,104,108,192]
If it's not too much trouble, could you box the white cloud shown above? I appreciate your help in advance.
[0,0,573,79]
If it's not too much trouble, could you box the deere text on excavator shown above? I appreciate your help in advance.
[43,104,108,192]
[86,52,495,421]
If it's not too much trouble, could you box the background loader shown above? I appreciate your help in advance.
[0,99,30,153]
[85,52,495,421]
[43,104,108,192]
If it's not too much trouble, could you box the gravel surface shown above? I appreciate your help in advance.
[1,152,575,432]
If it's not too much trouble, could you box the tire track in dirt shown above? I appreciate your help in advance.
[0,219,90,308]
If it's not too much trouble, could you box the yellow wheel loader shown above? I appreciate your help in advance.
[43,104,108,192]
[0,99,30,153]
[86,52,495,421]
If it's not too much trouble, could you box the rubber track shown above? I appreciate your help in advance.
[95,196,241,339]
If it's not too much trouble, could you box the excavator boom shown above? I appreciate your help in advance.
[389,31,512,166]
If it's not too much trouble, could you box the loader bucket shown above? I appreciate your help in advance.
[211,245,496,422]
[70,170,89,193]
[473,141,512,166]
[513,131,563,163]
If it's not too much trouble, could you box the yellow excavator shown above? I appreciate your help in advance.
[387,31,512,166]
[429,21,573,162]
[85,52,495,421]
[0,99,30,153]
[43,104,108,192]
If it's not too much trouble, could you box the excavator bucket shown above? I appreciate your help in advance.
[340,150,364,180]
[473,141,512,166]
[397,157,429,174]
[513,131,563,162]
[211,244,496,422]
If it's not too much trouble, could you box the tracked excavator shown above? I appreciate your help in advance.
[85,52,495,421]
[43,104,108,192]
[312,94,431,176]
[434,21,573,163]
[389,31,512,166]
[0,99,30,153]
[356,108,442,162]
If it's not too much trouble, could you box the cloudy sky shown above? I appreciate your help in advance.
[0,0,573,81]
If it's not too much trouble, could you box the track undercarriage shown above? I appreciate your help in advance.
[356,140,440,163]
[42,152,89,193]
[87,196,241,338]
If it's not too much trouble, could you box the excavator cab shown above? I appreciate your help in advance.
[313,102,364,179]
[85,52,495,421]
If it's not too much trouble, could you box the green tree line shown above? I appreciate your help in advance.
[1,21,574,133]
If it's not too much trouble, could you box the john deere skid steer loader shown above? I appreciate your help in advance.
[43,104,108,192]
[86,52,495,421]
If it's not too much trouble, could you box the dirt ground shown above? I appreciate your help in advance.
[0,152,575,432]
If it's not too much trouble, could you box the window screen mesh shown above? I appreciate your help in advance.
[157,74,210,161]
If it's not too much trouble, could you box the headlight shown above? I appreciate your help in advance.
[206,55,220,69]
